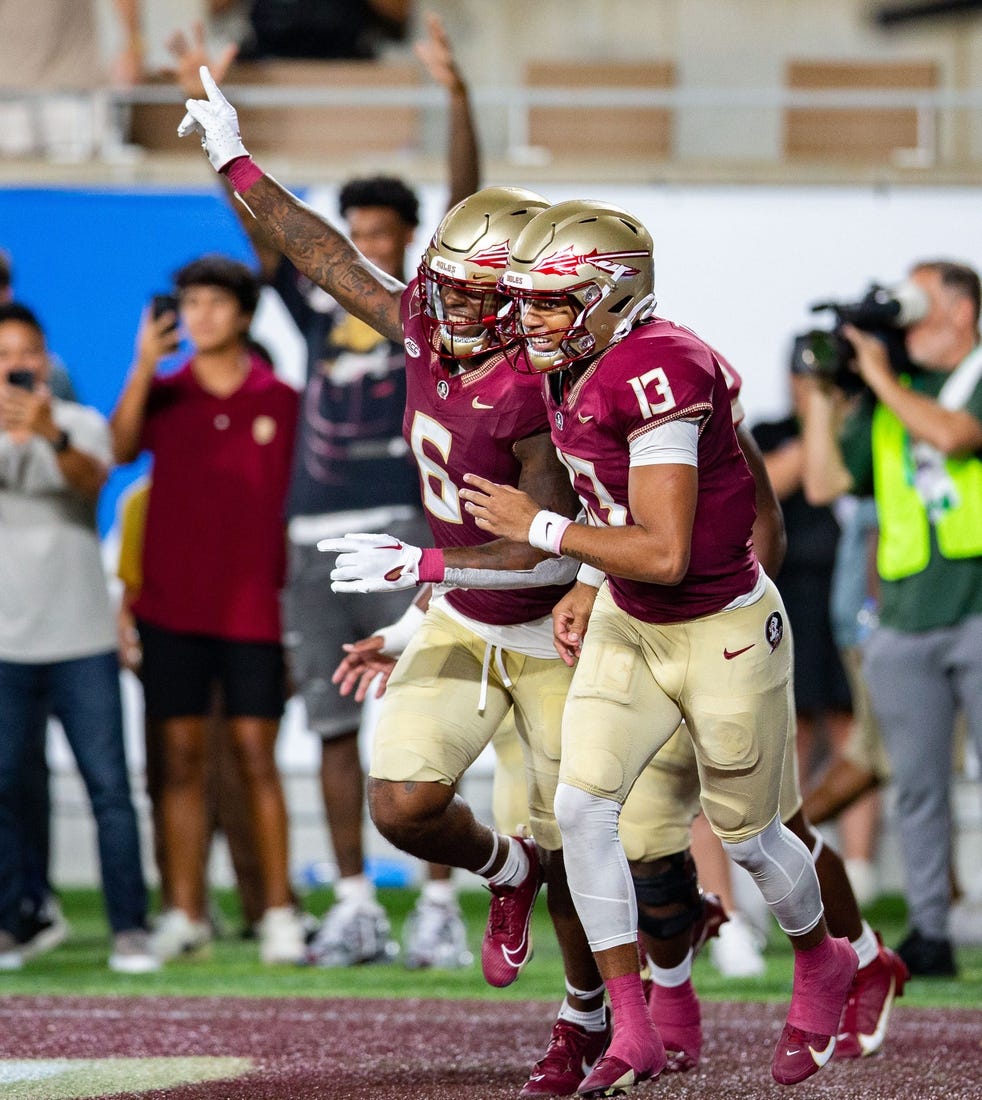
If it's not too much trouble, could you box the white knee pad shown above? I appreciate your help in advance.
[553,782,638,952]
[723,815,823,937]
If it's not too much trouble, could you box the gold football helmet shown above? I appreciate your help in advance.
[499,199,656,372]
[418,186,550,361]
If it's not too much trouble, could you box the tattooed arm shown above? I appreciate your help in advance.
[238,176,405,343]
[179,66,405,342]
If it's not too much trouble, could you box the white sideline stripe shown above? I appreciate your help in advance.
[0,1062,70,1083]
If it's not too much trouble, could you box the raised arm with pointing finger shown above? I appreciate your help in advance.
[180,66,406,340]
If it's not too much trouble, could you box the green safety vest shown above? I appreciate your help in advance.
[871,394,982,580]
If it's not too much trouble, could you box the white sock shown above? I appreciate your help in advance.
[487,836,529,888]
[421,878,457,907]
[557,997,608,1032]
[852,920,880,969]
[335,874,375,904]
[650,949,693,989]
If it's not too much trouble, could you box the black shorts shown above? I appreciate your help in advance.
[136,620,286,720]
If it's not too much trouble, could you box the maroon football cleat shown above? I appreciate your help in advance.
[520,1015,611,1097]
[691,891,728,957]
[835,934,909,1059]
[772,936,857,1085]
[576,1027,665,1098]
[771,1022,838,1086]
[481,836,543,987]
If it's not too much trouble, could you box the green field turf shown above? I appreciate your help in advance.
[4,886,978,1009]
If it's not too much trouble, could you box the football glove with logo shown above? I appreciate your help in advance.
[177,65,249,172]
[319,533,445,593]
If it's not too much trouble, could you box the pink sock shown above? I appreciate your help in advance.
[788,936,858,1034]
[649,978,700,1028]
[605,972,663,1067]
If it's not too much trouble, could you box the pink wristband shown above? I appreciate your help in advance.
[418,547,446,583]
[223,155,264,194]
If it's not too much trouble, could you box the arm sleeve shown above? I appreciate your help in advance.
[443,554,580,591]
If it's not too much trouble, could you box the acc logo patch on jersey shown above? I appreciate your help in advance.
[765,611,784,652]
[404,337,421,358]
[252,415,277,445]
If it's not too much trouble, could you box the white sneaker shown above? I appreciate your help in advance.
[402,897,473,970]
[844,858,880,909]
[709,912,766,978]
[306,898,398,967]
[150,909,212,961]
[950,896,982,946]
[0,929,23,971]
[109,929,161,974]
[259,906,306,964]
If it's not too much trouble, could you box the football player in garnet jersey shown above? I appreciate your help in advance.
[177,77,625,1095]
[460,199,860,1094]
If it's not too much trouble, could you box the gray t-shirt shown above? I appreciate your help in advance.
[0,399,116,661]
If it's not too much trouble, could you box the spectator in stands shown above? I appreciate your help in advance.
[239,0,411,60]
[0,302,157,974]
[801,259,982,976]
[0,1,143,160]
[168,11,480,968]
[110,255,303,965]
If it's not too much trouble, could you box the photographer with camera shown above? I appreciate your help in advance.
[801,260,982,978]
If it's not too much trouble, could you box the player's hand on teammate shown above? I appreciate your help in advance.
[177,65,248,171]
[332,635,396,702]
[320,533,423,593]
[459,474,541,542]
[552,581,599,666]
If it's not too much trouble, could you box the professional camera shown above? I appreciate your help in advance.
[790,281,928,393]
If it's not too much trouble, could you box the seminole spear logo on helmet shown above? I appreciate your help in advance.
[530,245,647,278]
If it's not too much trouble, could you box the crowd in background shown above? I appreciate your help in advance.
[0,0,979,1020]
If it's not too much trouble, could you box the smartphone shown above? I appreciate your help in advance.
[151,293,180,332]
[7,368,35,391]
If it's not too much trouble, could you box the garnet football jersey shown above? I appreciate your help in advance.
[400,282,572,626]
[542,317,758,623]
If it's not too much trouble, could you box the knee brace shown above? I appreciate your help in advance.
[723,816,823,937]
[633,850,703,941]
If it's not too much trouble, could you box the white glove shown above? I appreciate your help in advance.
[319,533,423,594]
[177,65,248,172]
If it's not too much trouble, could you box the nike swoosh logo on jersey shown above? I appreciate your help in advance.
[577,412,594,423]
[472,396,494,409]
[723,643,755,660]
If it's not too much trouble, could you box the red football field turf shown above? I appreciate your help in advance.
[1,995,979,1099]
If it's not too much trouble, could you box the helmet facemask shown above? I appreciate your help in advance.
[418,262,504,361]
[416,185,552,365]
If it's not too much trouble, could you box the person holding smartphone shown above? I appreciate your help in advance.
[0,302,158,974]
[111,256,304,966]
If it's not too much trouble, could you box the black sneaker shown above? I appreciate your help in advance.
[17,896,70,961]
[895,928,956,977]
